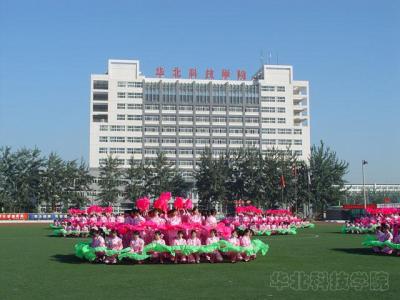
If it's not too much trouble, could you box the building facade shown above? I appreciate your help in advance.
[90,59,310,180]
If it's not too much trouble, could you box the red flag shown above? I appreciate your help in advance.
[279,175,286,188]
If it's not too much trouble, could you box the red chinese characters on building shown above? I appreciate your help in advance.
[155,67,165,78]
[172,67,181,78]
[205,68,214,80]
[237,70,246,80]
[188,68,197,79]
[221,69,230,80]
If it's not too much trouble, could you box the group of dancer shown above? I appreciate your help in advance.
[222,207,314,236]
[363,223,400,256]
[342,208,400,234]
[66,193,270,264]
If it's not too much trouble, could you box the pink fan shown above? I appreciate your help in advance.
[136,197,150,212]
[184,198,193,210]
[174,197,184,210]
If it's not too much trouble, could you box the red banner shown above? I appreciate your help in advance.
[0,213,28,220]
[342,204,377,209]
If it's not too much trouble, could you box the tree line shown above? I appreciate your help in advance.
[0,141,349,217]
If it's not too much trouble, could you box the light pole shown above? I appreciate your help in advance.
[362,160,368,209]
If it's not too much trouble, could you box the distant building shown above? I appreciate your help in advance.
[344,183,400,194]
[89,59,310,180]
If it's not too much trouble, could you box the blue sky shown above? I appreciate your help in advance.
[0,0,399,183]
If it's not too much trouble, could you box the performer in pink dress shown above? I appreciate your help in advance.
[129,231,145,263]
[150,231,166,264]
[104,230,123,264]
[186,230,202,263]
[205,229,223,263]
[91,228,106,263]
[240,229,255,262]
[172,230,187,263]
[381,224,393,255]
[227,230,242,263]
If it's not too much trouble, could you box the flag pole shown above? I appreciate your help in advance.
[362,160,368,209]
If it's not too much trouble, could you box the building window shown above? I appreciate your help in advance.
[294,139,302,145]
[196,138,210,144]
[100,125,108,131]
[179,127,193,133]
[127,104,142,110]
[230,139,242,145]
[229,128,243,134]
[196,127,209,133]
[179,105,193,111]
[127,125,142,132]
[117,103,126,109]
[145,104,160,110]
[93,92,108,101]
[110,125,125,131]
[245,128,259,134]
[99,147,108,154]
[277,128,292,134]
[117,92,126,98]
[118,81,127,88]
[144,126,159,133]
[263,139,276,145]
[162,138,176,144]
[294,129,302,135]
[126,137,142,143]
[277,97,285,103]
[196,116,210,122]
[163,105,176,110]
[212,128,227,134]
[262,107,275,113]
[229,117,243,123]
[278,139,292,145]
[109,147,125,154]
[262,128,276,134]
[93,80,108,90]
[212,117,226,123]
[277,86,285,92]
[117,114,126,120]
[277,107,286,113]
[229,106,242,112]
[144,137,159,144]
[163,149,176,154]
[212,138,226,144]
[262,118,275,123]
[261,96,275,102]
[144,149,158,155]
[212,106,226,112]
[144,115,160,122]
[245,107,259,113]
[110,136,125,143]
[179,149,193,155]
[179,160,193,166]
[162,115,177,122]
[179,138,193,144]
[261,86,275,92]
[127,82,143,88]
[127,115,142,121]
[196,106,210,112]
[99,136,108,142]
[277,118,286,124]
[127,93,143,99]
[245,117,259,123]
[246,140,259,146]
[162,126,176,133]
[179,116,193,122]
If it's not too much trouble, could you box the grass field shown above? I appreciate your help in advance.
[0,223,398,300]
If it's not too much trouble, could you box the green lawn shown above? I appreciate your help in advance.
[0,223,398,300]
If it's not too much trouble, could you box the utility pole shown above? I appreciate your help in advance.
[362,160,368,209]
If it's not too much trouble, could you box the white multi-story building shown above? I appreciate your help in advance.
[89,59,310,179]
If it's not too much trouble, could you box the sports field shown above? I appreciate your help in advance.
[0,223,398,300]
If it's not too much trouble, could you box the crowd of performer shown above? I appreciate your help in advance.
[222,207,314,235]
[87,226,260,264]
[342,208,400,234]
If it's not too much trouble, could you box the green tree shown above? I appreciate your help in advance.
[309,141,349,217]
[97,156,123,206]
